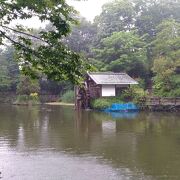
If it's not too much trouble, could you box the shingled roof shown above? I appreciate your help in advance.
[87,72,138,85]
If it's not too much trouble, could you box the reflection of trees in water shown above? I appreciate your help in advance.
[0,105,41,149]
[44,109,180,178]
[1,106,180,178]
[73,111,180,177]
[134,112,180,177]
[43,109,103,154]
[16,105,42,149]
[0,105,19,147]
[92,112,180,177]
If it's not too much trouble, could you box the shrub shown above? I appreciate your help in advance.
[61,90,74,103]
[15,93,39,105]
[29,93,39,103]
[30,93,39,101]
[121,85,148,104]
[91,85,147,109]
[16,95,29,103]
[91,98,111,109]
[17,75,40,95]
[170,88,180,97]
[91,97,123,109]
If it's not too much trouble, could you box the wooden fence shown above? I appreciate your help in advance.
[140,97,180,111]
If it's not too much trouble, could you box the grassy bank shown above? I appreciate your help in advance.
[45,102,74,106]
[13,94,40,105]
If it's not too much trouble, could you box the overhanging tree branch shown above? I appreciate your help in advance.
[0,25,48,43]
[0,0,91,84]
[0,30,39,56]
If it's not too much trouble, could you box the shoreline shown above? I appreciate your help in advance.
[45,102,74,106]
[2,102,179,112]
[11,102,74,106]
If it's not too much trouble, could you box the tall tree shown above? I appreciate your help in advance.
[134,0,180,73]
[92,0,180,84]
[63,17,96,57]
[4,46,19,91]
[93,0,134,46]
[16,75,40,95]
[135,0,180,38]
[93,31,147,78]
[0,52,11,91]
[0,46,19,91]
[0,0,91,84]
[152,20,180,97]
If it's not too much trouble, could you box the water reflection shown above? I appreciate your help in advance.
[0,105,180,179]
[104,111,139,119]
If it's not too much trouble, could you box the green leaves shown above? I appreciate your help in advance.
[93,31,147,77]
[0,0,91,84]
[152,20,180,97]
[0,47,19,91]
[94,0,135,39]
[16,75,40,95]
[90,0,180,95]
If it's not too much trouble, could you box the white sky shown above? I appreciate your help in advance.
[11,0,111,29]
[67,0,112,21]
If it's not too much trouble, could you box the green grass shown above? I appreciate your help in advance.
[91,97,123,109]
[14,95,40,105]
[61,90,75,103]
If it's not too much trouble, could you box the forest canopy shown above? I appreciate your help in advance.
[64,0,180,97]
[0,0,180,97]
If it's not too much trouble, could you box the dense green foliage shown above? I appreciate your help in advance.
[64,0,180,97]
[0,46,73,100]
[0,0,91,84]
[91,85,147,109]
[63,17,96,57]
[15,75,40,104]
[61,90,75,103]
[121,85,148,104]
[152,20,180,97]
[16,75,40,96]
[93,31,147,77]
[91,97,123,109]
[94,0,135,41]
[15,93,39,105]
[0,47,19,91]
[0,0,179,99]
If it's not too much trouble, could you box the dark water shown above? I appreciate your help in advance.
[0,105,180,180]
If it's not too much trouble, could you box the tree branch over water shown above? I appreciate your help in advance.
[0,0,91,84]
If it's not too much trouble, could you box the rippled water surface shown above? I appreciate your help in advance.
[0,105,180,180]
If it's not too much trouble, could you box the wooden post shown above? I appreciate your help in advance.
[75,86,77,109]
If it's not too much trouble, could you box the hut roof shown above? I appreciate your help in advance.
[87,72,138,85]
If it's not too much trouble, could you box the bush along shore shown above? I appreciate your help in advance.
[90,86,180,112]
[91,97,180,112]
[12,90,75,106]
[13,93,40,105]
[1,86,179,111]
[91,85,147,110]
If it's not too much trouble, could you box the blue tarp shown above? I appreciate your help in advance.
[104,103,139,112]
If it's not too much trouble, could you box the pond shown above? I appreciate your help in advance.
[0,105,180,180]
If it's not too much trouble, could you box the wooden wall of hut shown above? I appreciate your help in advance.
[86,78,101,98]
[75,76,102,110]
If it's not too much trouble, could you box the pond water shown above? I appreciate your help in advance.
[0,105,180,180]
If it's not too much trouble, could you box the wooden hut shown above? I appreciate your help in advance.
[75,72,138,109]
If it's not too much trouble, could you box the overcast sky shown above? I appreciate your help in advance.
[67,0,112,21]
[11,0,111,28]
